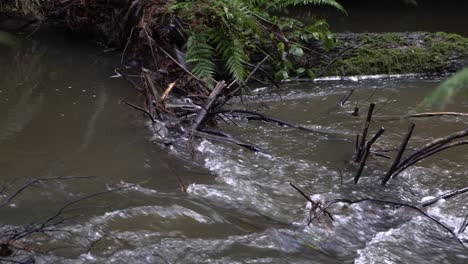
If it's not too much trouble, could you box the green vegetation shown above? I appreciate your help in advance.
[320,32,468,76]
[168,0,344,85]
[422,68,468,109]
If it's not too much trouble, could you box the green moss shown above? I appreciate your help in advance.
[317,32,468,76]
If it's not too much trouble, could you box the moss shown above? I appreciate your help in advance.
[316,32,468,76]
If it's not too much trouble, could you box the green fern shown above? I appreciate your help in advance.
[185,33,217,85]
[168,0,344,83]
[421,68,468,109]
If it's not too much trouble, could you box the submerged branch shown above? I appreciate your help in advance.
[310,198,465,246]
[421,187,468,207]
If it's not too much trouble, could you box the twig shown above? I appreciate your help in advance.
[422,187,468,207]
[459,214,468,235]
[122,100,156,124]
[193,130,265,153]
[354,127,385,184]
[310,198,465,246]
[391,140,468,180]
[289,183,334,222]
[355,103,376,162]
[381,123,415,186]
[317,42,368,78]
[405,112,468,119]
[0,176,94,209]
[339,89,355,107]
[215,109,327,135]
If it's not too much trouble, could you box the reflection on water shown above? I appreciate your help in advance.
[1,36,468,263]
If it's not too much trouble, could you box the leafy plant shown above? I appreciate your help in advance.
[421,68,468,109]
[168,0,344,85]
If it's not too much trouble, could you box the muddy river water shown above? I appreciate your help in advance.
[1,31,468,263]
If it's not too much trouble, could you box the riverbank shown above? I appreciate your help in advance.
[314,32,468,77]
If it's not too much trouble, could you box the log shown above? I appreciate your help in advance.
[190,81,227,132]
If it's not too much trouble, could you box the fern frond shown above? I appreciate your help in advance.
[185,35,217,84]
[220,37,248,82]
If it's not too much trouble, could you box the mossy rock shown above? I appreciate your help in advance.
[309,32,468,77]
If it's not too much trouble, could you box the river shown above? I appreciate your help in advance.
[1,20,468,264]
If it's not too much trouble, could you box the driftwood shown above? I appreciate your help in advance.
[191,81,227,133]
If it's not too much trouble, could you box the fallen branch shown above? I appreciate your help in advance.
[0,176,94,209]
[376,112,468,121]
[459,214,468,235]
[354,127,385,184]
[215,109,326,134]
[289,183,334,222]
[190,81,227,132]
[355,103,376,162]
[122,100,156,124]
[381,123,415,185]
[193,130,265,153]
[421,187,468,207]
[390,140,468,181]
[339,89,355,107]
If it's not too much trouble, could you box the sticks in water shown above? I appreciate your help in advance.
[381,123,415,185]
[354,127,385,184]
[355,103,376,162]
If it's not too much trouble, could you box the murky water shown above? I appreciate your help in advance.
[1,36,468,263]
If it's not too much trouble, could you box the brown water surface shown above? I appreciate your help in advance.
[0,31,467,263]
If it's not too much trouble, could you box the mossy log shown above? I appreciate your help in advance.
[303,32,468,77]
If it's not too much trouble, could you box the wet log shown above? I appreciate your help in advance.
[190,81,227,133]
